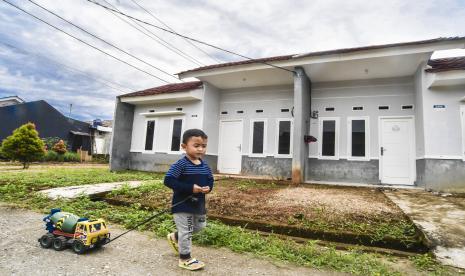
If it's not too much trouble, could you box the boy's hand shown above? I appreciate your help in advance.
[193,184,203,193]
[201,186,210,194]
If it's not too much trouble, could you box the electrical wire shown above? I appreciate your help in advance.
[86,0,296,74]
[100,0,204,67]
[0,41,135,93]
[26,0,180,82]
[129,0,221,64]
[1,0,171,83]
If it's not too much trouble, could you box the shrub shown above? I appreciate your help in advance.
[43,150,59,162]
[42,137,64,151]
[43,151,80,162]
[63,152,80,162]
[52,140,67,154]
[0,123,45,168]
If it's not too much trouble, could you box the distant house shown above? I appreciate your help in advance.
[110,37,465,193]
[89,119,112,155]
[0,95,25,107]
[0,98,92,152]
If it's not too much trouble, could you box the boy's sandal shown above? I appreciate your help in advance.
[179,258,205,271]
[167,233,179,254]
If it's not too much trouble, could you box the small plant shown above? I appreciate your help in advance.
[409,253,446,274]
[0,122,45,169]
[52,140,67,154]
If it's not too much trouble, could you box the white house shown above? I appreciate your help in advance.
[110,37,465,192]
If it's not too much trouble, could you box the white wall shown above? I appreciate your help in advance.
[421,74,465,158]
[218,85,294,156]
[309,77,416,159]
[130,95,203,153]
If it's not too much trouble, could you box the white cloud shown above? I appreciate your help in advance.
[0,0,464,120]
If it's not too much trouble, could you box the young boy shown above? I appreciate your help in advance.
[164,129,214,271]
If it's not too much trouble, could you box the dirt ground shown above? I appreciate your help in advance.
[208,180,404,225]
[0,204,343,276]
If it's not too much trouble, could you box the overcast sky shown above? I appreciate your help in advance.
[1,0,464,121]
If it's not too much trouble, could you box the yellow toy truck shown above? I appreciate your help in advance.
[39,208,110,254]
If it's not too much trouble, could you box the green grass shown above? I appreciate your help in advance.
[0,167,163,190]
[9,192,399,276]
[0,167,458,276]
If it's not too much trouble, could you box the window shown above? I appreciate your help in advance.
[256,109,264,113]
[170,119,183,151]
[281,108,289,112]
[325,107,335,112]
[237,110,244,114]
[348,117,370,160]
[352,106,363,111]
[221,111,228,114]
[277,120,292,155]
[378,106,389,110]
[250,120,266,155]
[318,118,339,159]
[144,120,155,151]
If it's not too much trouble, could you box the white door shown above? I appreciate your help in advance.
[379,117,415,185]
[218,120,243,174]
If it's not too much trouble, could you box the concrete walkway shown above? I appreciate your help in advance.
[39,181,145,199]
[384,189,465,269]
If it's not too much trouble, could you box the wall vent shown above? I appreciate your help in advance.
[378,106,389,110]
[176,107,183,111]
[256,109,263,113]
[281,108,289,112]
[325,107,335,111]
[237,110,244,114]
[352,106,363,111]
[402,105,414,110]
[221,111,228,115]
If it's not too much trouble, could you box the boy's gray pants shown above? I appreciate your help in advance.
[174,213,206,258]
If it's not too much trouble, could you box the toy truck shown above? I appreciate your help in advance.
[38,208,110,254]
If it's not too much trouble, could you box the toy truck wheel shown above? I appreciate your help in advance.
[52,237,67,251]
[39,234,54,248]
[72,240,86,254]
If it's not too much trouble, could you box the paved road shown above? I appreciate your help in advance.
[0,204,343,276]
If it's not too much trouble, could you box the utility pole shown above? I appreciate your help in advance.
[69,103,73,118]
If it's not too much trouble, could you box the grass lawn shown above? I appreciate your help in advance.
[0,165,458,276]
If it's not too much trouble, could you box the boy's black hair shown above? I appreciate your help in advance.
[182,129,208,144]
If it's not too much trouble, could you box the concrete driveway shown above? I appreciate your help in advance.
[384,189,465,269]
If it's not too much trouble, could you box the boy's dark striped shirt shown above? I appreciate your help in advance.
[164,156,214,214]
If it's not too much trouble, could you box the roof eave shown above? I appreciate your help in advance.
[178,38,465,79]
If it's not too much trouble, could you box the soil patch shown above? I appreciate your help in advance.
[103,179,425,251]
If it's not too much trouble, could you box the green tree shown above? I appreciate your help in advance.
[0,122,45,169]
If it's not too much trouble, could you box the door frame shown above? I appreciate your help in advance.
[218,119,243,174]
[378,115,416,185]
[461,105,465,161]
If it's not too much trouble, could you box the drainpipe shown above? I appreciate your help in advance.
[292,67,311,184]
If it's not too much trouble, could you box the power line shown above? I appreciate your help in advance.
[100,0,204,67]
[1,0,171,83]
[26,0,181,82]
[0,41,135,93]
[86,0,296,74]
[129,0,221,64]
